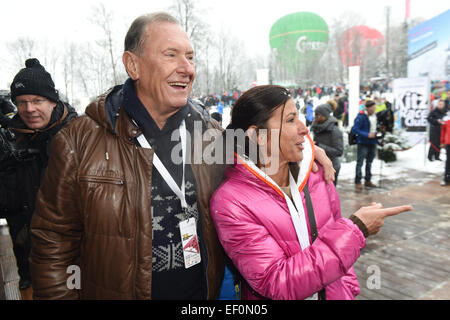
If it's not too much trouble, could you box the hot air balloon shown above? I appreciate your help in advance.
[338,25,385,67]
[269,12,329,74]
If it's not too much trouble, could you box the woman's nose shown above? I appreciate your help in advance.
[297,118,308,135]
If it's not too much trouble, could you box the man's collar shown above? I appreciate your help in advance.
[122,78,190,137]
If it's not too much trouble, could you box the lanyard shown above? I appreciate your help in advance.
[136,120,188,211]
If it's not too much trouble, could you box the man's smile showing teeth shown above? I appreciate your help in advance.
[169,82,188,88]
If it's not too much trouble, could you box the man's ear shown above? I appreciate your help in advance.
[122,51,139,80]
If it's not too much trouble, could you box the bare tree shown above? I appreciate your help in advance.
[168,0,216,96]
[213,27,247,93]
[7,37,37,69]
[168,0,208,46]
[39,41,60,85]
[90,3,121,86]
[61,42,78,103]
[388,22,410,79]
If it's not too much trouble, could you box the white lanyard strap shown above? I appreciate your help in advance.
[136,120,188,210]
[287,171,311,250]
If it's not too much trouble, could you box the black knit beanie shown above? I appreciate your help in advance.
[10,58,59,103]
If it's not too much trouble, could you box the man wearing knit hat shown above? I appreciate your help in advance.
[10,58,62,129]
[0,58,77,291]
[352,100,379,191]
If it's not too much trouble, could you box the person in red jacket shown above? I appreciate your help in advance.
[440,111,450,186]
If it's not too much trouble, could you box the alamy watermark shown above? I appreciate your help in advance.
[66,265,382,292]
[169,121,282,175]
[67,265,81,290]
[366,265,381,290]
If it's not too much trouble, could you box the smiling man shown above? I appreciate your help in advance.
[29,12,227,300]
[0,58,77,291]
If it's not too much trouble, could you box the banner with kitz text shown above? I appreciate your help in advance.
[393,77,430,145]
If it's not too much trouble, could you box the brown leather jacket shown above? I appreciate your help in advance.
[30,86,226,299]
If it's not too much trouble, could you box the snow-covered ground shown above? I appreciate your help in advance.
[339,142,446,184]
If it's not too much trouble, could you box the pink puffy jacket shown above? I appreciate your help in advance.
[210,163,366,300]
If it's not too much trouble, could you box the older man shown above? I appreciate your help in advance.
[30,12,334,300]
[0,58,77,290]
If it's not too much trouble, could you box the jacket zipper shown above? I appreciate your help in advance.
[79,176,125,185]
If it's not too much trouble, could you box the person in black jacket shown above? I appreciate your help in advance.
[427,99,447,161]
[0,58,77,290]
[0,93,16,119]
[311,104,344,186]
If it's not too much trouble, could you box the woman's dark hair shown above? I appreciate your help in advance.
[225,85,291,163]
[229,85,291,131]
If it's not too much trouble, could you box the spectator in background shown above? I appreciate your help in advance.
[0,93,15,120]
[443,90,450,111]
[311,104,343,186]
[326,99,337,114]
[352,100,378,191]
[427,99,447,161]
[376,96,394,135]
[341,93,349,127]
[211,112,222,127]
[440,109,450,186]
[303,97,314,126]
[332,93,343,119]
[0,58,77,291]
[374,95,387,114]
[217,100,224,115]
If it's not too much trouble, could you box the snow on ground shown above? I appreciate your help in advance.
[339,143,446,184]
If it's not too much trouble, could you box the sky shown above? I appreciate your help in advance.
[0,0,448,89]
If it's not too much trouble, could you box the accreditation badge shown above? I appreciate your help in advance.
[179,218,201,268]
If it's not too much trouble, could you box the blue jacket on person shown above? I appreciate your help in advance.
[352,111,378,145]
[306,102,314,123]
[218,265,239,300]
[217,101,224,115]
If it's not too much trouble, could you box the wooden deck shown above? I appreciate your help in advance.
[337,170,450,300]
[0,221,21,300]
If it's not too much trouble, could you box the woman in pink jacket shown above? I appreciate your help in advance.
[210,85,412,300]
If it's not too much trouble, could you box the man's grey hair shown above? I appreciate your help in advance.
[124,12,180,55]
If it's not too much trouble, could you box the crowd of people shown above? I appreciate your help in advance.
[3,11,442,301]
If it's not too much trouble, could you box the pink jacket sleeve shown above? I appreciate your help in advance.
[210,195,366,300]
[327,182,361,298]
